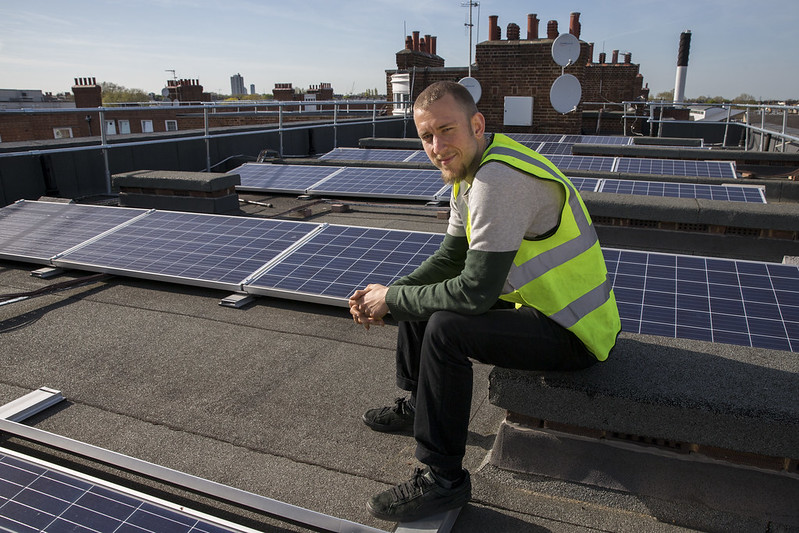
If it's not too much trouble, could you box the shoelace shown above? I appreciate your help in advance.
[392,396,410,415]
[390,467,435,501]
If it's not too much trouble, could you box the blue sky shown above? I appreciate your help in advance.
[1,0,796,100]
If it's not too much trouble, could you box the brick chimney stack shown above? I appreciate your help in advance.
[527,14,539,40]
[507,23,520,41]
[72,77,102,108]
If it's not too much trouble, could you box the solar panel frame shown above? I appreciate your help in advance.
[505,133,565,144]
[244,224,444,306]
[307,166,447,201]
[53,210,322,292]
[616,157,737,179]
[319,147,420,163]
[0,200,148,265]
[599,179,766,203]
[545,154,616,173]
[0,447,253,533]
[232,163,344,194]
[605,248,799,352]
[537,142,576,155]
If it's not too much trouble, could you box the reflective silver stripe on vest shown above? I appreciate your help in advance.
[549,277,614,329]
[483,145,599,289]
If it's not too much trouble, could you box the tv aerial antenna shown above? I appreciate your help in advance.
[461,1,479,77]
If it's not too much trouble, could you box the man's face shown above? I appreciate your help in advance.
[414,94,486,184]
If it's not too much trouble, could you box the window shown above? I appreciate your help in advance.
[105,120,117,135]
[118,120,131,134]
[165,120,178,132]
[53,127,73,139]
[141,120,153,133]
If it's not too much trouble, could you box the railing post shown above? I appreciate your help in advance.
[98,108,111,194]
[722,106,731,148]
[204,105,211,172]
[279,103,284,158]
[759,109,765,151]
[372,103,377,139]
[781,108,788,152]
[334,103,338,149]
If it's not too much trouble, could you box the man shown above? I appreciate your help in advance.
[349,81,620,522]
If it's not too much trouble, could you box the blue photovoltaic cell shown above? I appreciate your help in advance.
[600,179,766,203]
[605,249,799,352]
[232,163,341,193]
[0,449,245,533]
[536,142,575,155]
[55,211,318,289]
[319,147,419,162]
[407,150,434,164]
[308,167,446,200]
[245,225,444,301]
[545,154,616,173]
[616,157,737,179]
[0,201,145,264]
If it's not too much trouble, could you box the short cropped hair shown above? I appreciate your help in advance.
[414,81,478,117]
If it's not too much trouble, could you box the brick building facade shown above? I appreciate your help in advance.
[386,12,649,134]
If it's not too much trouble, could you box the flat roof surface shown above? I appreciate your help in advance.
[0,191,794,532]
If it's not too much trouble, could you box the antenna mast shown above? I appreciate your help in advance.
[462,1,479,77]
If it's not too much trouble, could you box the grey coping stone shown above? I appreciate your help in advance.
[489,334,799,459]
[118,192,240,214]
[112,170,241,192]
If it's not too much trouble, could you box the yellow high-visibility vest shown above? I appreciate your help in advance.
[453,134,620,360]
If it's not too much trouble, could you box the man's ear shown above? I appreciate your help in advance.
[471,112,486,137]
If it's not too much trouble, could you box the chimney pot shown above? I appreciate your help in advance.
[599,52,606,64]
[489,15,500,41]
[588,42,594,64]
[624,52,632,64]
[431,36,437,55]
[569,12,581,39]
[527,14,539,40]
[412,31,420,51]
[612,49,619,63]
[425,34,432,53]
[547,20,558,40]
[507,23,520,41]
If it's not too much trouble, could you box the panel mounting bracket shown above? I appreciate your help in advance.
[0,387,65,422]
[220,293,256,308]
[31,267,65,279]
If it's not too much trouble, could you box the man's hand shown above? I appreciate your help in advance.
[349,284,390,330]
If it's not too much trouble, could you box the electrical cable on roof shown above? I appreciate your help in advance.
[0,273,110,306]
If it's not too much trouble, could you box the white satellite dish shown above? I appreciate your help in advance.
[550,74,582,114]
[551,33,581,67]
[458,77,482,104]
[161,87,170,98]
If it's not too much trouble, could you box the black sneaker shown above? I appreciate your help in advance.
[362,397,415,433]
[367,466,471,522]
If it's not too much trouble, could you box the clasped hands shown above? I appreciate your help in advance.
[349,284,389,330]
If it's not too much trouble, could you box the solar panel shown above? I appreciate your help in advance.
[545,154,616,173]
[600,179,766,203]
[0,200,146,264]
[406,151,434,164]
[616,158,737,179]
[567,177,602,192]
[319,147,420,162]
[232,163,342,193]
[0,448,250,533]
[572,135,633,145]
[605,249,799,352]
[308,167,447,200]
[505,133,565,144]
[537,142,575,155]
[244,225,444,305]
[54,211,319,291]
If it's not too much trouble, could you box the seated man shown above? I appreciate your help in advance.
[349,80,620,523]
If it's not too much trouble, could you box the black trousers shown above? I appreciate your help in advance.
[395,304,597,472]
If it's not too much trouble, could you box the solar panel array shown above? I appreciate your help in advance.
[0,201,795,352]
[232,163,449,201]
[319,147,418,162]
[0,448,248,533]
[599,179,765,203]
[605,249,799,352]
